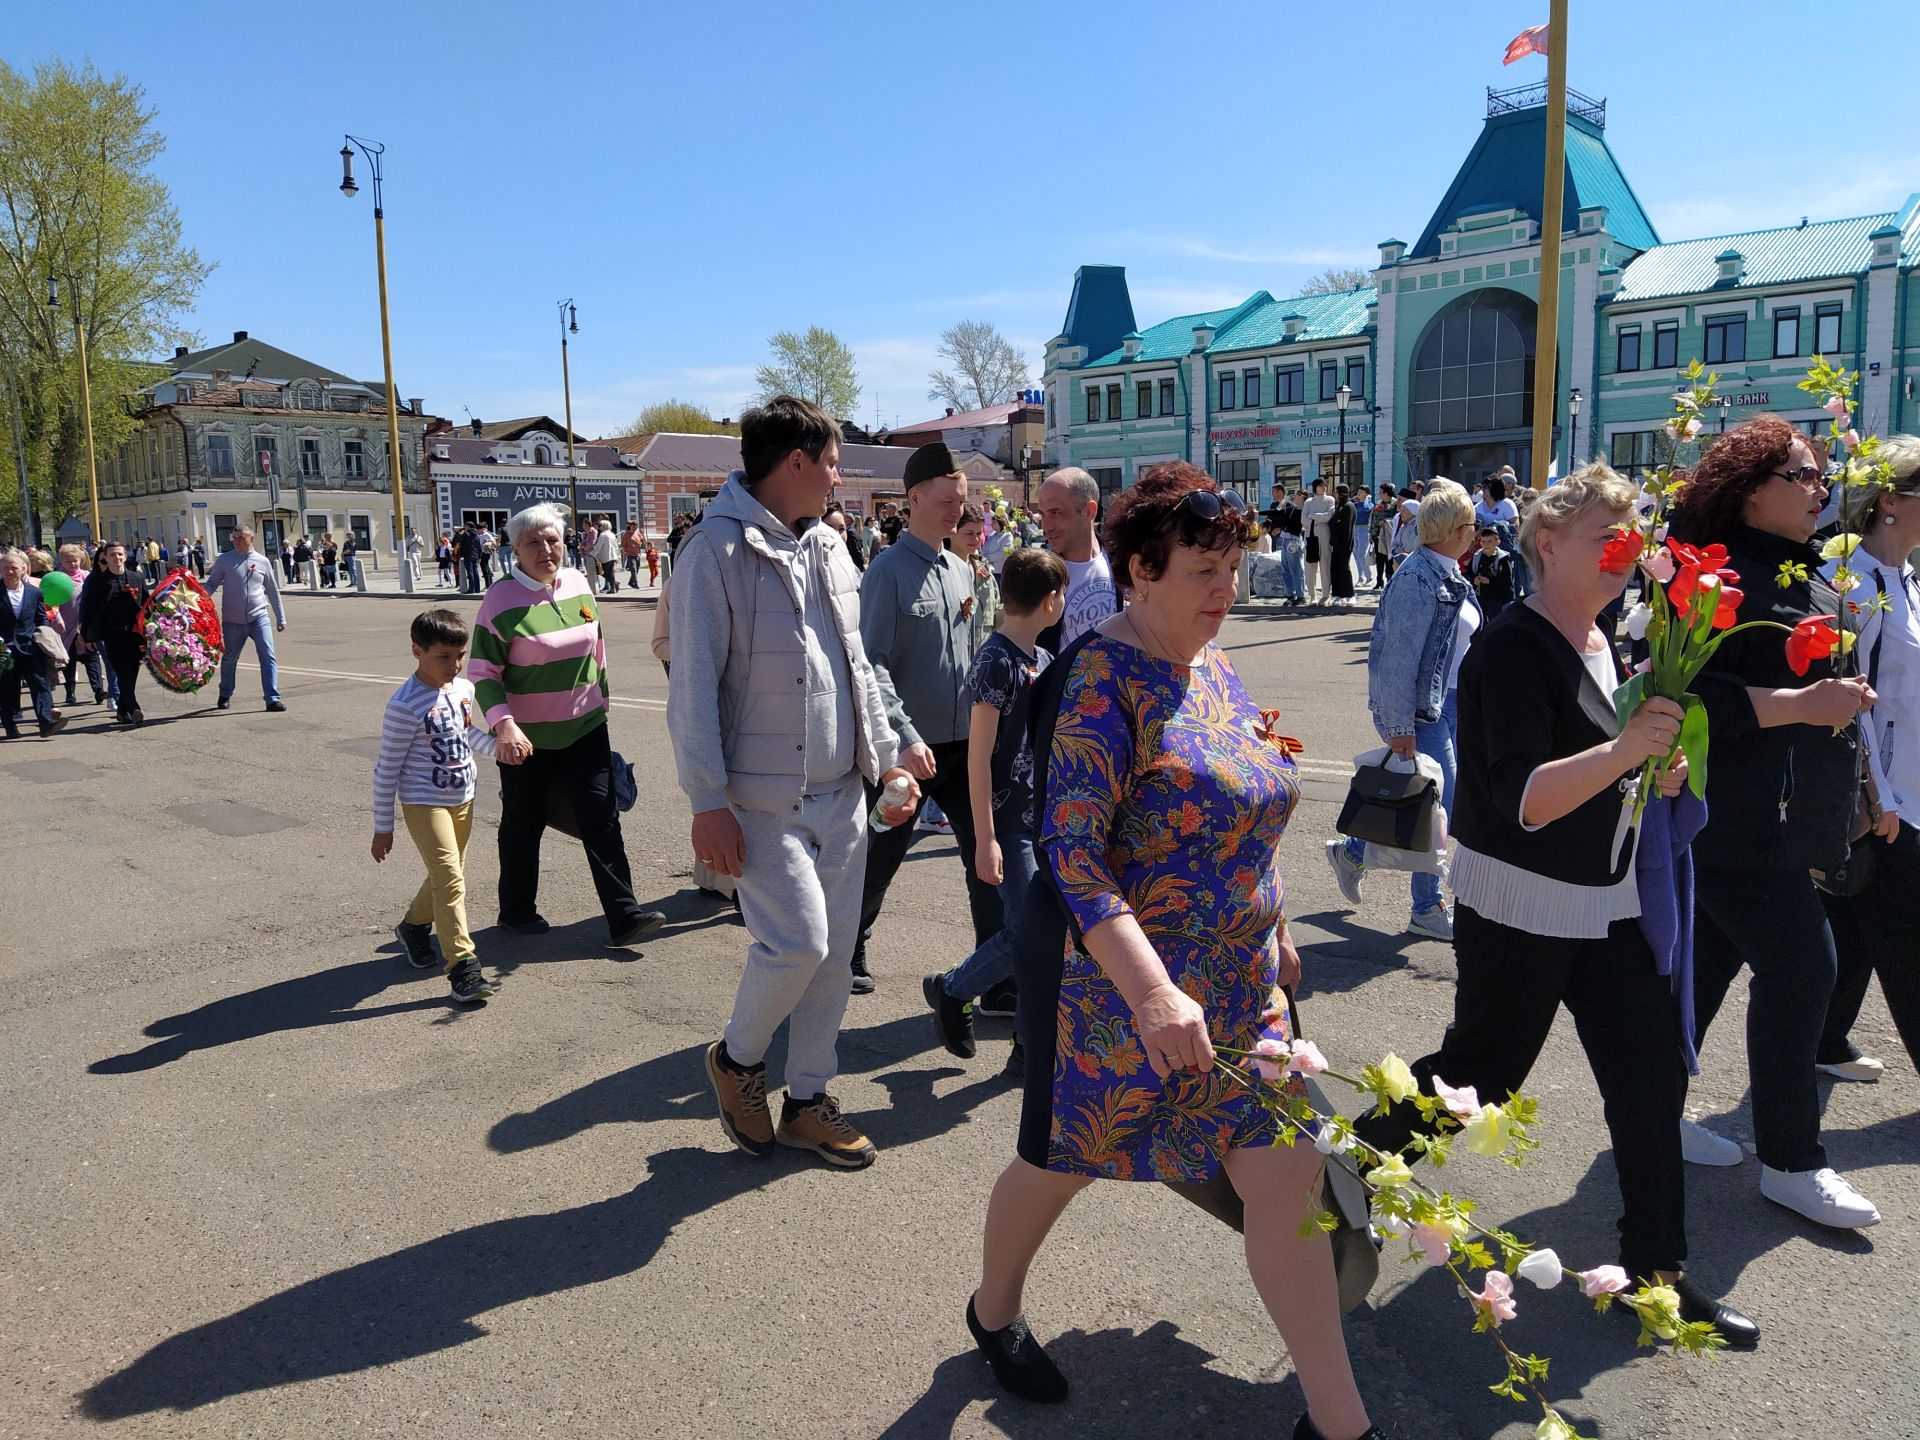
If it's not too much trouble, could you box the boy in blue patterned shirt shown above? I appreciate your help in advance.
[923,548,1067,1071]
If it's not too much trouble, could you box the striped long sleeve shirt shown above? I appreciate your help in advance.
[371,675,499,832]
[467,567,610,749]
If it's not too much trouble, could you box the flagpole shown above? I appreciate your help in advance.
[1528,0,1570,490]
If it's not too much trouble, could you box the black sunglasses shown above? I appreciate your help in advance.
[1178,488,1246,522]
[1771,465,1824,489]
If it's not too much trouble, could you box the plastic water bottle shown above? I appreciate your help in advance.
[868,774,913,833]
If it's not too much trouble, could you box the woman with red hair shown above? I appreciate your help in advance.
[1670,416,1881,1228]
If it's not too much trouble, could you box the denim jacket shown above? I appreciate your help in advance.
[1366,544,1475,738]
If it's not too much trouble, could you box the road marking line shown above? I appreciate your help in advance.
[235,661,669,711]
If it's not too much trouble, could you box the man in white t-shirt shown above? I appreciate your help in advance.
[1034,467,1117,653]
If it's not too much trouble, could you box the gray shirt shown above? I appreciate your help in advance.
[203,548,286,627]
[859,530,973,747]
[792,524,856,785]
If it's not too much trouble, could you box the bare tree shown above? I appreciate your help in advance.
[927,320,1029,412]
[754,327,861,418]
[1298,266,1372,295]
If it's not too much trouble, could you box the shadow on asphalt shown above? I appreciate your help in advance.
[79,1017,1013,1421]
[875,1319,1308,1439]
[86,952,448,1075]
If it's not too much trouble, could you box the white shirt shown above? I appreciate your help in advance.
[1059,549,1117,647]
[4,582,24,617]
[1838,553,1920,818]
[1446,598,1482,692]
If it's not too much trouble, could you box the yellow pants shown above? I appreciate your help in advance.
[402,801,474,972]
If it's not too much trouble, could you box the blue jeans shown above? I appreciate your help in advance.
[1278,536,1305,598]
[1346,689,1458,911]
[219,611,281,703]
[944,832,1039,1002]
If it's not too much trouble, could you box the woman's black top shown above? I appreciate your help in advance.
[1329,503,1354,552]
[1276,503,1303,538]
[1455,602,1633,888]
[79,570,148,645]
[1680,521,1858,872]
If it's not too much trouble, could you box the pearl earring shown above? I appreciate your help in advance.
[1887,515,1898,526]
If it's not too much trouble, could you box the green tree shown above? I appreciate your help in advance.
[754,326,860,418]
[0,60,207,538]
[927,319,1029,412]
[1298,265,1372,295]
[616,398,739,438]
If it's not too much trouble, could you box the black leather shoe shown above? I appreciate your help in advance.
[216,697,231,709]
[1675,1276,1760,1349]
[966,1295,1067,1403]
[498,914,550,935]
[609,910,666,949]
[1294,1413,1385,1440]
[850,954,875,995]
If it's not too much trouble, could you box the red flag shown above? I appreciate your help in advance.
[1503,23,1549,64]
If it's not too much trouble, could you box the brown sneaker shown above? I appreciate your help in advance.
[777,1092,876,1169]
[705,1041,774,1157]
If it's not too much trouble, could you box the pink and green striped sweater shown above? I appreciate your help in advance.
[468,567,611,750]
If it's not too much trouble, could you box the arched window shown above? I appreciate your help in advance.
[1408,289,1536,436]
[534,444,551,465]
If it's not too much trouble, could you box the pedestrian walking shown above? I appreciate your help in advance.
[190,539,206,579]
[1033,467,1119,653]
[436,533,454,587]
[469,503,667,949]
[372,607,513,1005]
[621,521,644,589]
[279,537,296,583]
[477,525,498,586]
[320,535,339,588]
[79,541,150,725]
[1368,483,1395,588]
[645,537,660,587]
[48,544,109,707]
[203,525,289,713]
[1328,484,1356,604]
[1,549,66,739]
[593,519,618,594]
[1465,526,1516,619]
[667,396,918,1169]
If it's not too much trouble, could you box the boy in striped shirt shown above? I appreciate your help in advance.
[372,608,510,1004]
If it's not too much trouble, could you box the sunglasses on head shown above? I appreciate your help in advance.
[1177,488,1246,522]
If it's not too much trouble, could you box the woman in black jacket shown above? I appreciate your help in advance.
[79,541,151,725]
[1354,468,1756,1345]
[1671,416,1880,1229]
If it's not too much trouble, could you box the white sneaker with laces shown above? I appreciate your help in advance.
[1759,1164,1880,1229]
[1680,1118,1743,1166]
[1408,905,1454,941]
[1324,839,1367,906]
[1816,1055,1885,1083]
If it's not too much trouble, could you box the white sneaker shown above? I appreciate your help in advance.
[1680,1118,1743,1167]
[1759,1165,1881,1229]
[1408,905,1454,941]
[1324,839,1367,905]
[1816,1055,1885,1083]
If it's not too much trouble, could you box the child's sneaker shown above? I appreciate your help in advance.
[395,920,439,969]
[448,958,497,1004]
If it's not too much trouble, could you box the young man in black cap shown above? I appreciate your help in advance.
[851,441,1004,993]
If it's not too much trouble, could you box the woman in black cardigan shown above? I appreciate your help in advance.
[1671,416,1880,1230]
[1355,467,1757,1345]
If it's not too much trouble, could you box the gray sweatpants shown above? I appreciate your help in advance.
[723,774,868,1099]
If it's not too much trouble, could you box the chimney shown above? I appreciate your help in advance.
[173,345,188,358]
[408,397,423,415]
[233,330,248,343]
[945,407,955,418]
[470,418,483,437]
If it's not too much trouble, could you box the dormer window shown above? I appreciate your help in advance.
[1715,249,1743,283]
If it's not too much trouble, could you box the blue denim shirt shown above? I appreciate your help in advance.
[1366,544,1476,738]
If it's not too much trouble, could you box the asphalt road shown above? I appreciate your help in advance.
[2,590,1914,1439]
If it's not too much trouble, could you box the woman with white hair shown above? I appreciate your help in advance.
[1326,478,1478,938]
[1816,433,1920,1080]
[468,503,666,949]
[1353,466,1759,1348]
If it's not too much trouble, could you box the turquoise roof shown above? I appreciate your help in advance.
[1614,205,1916,302]
[1078,286,1374,370]
[1412,107,1659,258]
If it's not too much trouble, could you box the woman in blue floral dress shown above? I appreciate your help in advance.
[964,463,1380,1440]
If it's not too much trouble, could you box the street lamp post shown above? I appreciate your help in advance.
[557,299,580,528]
[1717,394,1732,435]
[46,277,102,542]
[1335,382,1352,490]
[1568,387,1582,474]
[338,135,414,593]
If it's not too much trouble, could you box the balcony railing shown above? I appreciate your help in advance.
[1486,82,1605,128]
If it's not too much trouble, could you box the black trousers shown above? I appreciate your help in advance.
[104,634,143,715]
[1692,866,1835,1173]
[1819,822,1920,1071]
[1353,904,1688,1278]
[850,737,1002,969]
[496,722,645,936]
[3,648,55,731]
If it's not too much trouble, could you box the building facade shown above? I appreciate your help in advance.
[427,417,641,541]
[1044,84,1920,502]
[103,332,436,560]
[883,394,1048,501]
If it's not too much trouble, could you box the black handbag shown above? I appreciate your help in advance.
[1305,535,1321,564]
[1813,577,1885,898]
[1336,757,1438,852]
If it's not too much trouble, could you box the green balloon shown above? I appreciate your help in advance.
[39,570,75,607]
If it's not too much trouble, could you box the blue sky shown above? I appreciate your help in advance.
[7,1,1917,437]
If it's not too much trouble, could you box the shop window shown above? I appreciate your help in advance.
[1815,303,1842,355]
[1772,308,1800,359]
[1318,362,1340,402]
[214,513,239,551]
[1616,328,1641,373]
[1610,429,1658,480]
[1275,366,1304,405]
[1218,457,1259,505]
[1703,315,1745,365]
[1218,373,1236,410]
[1270,462,1303,504]
[1317,451,1364,487]
[1137,381,1153,419]
[1158,379,1176,415]
[1243,369,1261,408]
[1652,321,1679,369]
[1088,466,1124,499]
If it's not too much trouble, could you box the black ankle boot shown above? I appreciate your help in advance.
[1294,1414,1385,1440]
[966,1295,1068,1403]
